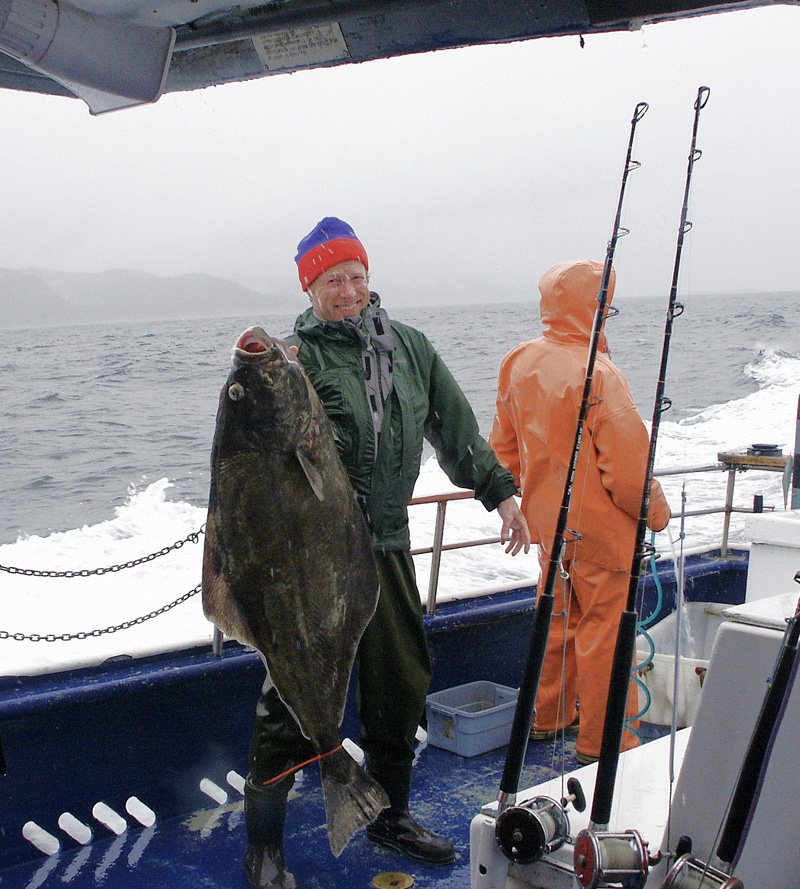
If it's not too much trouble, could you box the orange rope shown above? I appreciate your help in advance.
[261,743,344,786]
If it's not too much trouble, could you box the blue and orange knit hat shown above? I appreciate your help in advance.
[295,217,369,291]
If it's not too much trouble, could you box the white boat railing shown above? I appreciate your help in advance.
[413,451,792,613]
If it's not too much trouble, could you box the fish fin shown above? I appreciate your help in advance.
[201,513,227,623]
[320,748,390,857]
[201,513,258,648]
[295,445,326,502]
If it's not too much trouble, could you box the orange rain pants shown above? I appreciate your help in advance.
[535,550,641,758]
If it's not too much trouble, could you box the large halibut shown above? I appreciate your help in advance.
[202,326,388,856]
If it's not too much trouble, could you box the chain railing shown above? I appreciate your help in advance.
[0,586,201,643]
[0,528,205,643]
[0,527,204,578]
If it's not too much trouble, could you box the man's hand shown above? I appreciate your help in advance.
[497,497,531,556]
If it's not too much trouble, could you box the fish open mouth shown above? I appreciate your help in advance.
[235,328,271,354]
[232,327,297,369]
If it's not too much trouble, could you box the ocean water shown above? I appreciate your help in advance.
[1,292,798,673]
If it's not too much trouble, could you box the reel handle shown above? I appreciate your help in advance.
[562,776,586,812]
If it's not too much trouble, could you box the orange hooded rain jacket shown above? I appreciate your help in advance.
[489,259,670,757]
[490,259,670,569]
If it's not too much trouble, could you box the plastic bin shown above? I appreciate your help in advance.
[425,680,518,757]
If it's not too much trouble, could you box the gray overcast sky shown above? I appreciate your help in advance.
[2,4,800,305]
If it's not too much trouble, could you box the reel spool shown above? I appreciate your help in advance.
[573,828,649,889]
[495,796,569,862]
[661,855,743,889]
[495,777,585,863]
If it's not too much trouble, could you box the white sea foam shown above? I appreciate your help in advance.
[655,347,798,546]
[1,349,797,675]
[0,480,210,674]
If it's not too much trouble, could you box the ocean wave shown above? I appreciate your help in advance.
[31,392,67,404]
[20,475,57,490]
[0,428,791,677]
[676,348,798,441]
[744,347,800,388]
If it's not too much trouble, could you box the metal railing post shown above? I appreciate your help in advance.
[720,467,737,557]
[212,626,224,657]
[426,500,447,614]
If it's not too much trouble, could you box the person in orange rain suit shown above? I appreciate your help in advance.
[489,259,671,764]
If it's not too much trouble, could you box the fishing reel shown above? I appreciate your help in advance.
[495,777,585,863]
[660,855,743,889]
[573,828,652,889]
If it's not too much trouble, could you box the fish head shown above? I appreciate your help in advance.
[217,326,315,451]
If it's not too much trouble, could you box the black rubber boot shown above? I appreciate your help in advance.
[243,774,299,889]
[365,767,455,866]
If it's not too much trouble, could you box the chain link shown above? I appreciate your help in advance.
[0,526,207,642]
[0,526,205,578]
[0,585,202,642]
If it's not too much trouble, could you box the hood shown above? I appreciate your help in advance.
[539,260,615,350]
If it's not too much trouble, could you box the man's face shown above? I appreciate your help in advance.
[307,260,370,322]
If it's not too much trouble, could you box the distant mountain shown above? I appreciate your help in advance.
[0,268,301,328]
[0,268,78,327]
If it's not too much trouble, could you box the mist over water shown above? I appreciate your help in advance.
[1,291,798,672]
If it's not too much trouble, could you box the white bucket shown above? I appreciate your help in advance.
[635,601,725,727]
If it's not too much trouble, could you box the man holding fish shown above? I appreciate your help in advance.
[204,216,529,889]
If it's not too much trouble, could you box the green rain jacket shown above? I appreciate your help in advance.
[286,294,518,551]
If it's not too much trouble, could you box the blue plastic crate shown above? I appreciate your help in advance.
[425,680,519,757]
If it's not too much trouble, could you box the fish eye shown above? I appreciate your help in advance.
[228,382,245,401]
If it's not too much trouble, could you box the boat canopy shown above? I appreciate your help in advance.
[0,0,796,113]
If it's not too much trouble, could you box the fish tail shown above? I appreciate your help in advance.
[320,748,390,857]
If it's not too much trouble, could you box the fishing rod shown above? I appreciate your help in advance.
[714,587,800,868]
[585,85,710,834]
[573,86,711,889]
[493,99,649,864]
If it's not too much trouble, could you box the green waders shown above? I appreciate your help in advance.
[243,774,298,889]
[247,551,453,870]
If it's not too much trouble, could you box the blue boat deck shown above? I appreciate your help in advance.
[0,731,594,889]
